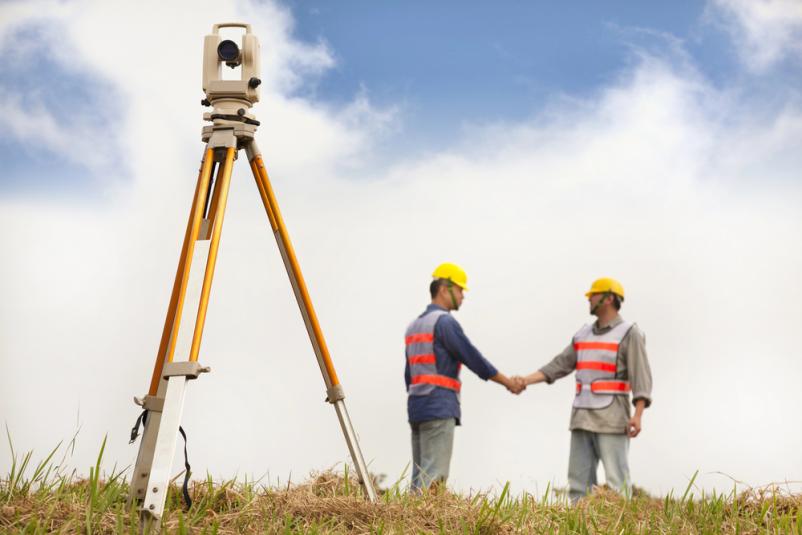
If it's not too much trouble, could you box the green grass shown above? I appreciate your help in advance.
[2,434,801,534]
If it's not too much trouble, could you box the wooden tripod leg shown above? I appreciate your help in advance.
[129,148,214,507]
[245,140,378,502]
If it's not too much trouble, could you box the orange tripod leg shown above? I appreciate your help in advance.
[246,140,377,502]
[148,148,215,396]
[129,148,213,507]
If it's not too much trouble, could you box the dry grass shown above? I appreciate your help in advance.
[2,435,802,534]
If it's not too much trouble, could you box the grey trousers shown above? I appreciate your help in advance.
[568,429,631,503]
[410,418,456,492]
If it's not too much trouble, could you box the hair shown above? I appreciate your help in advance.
[612,295,622,311]
[430,278,447,298]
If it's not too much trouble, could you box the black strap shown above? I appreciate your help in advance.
[129,409,148,444]
[128,410,192,510]
[178,426,192,510]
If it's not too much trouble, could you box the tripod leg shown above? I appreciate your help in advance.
[140,147,236,524]
[130,148,214,506]
[188,147,236,362]
[149,148,215,394]
[132,147,236,528]
[245,141,378,502]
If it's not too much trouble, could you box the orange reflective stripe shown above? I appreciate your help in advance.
[406,333,434,345]
[411,374,461,392]
[574,341,619,352]
[576,382,582,394]
[591,381,630,393]
[576,361,617,372]
[408,354,436,365]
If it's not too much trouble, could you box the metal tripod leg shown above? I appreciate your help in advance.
[246,140,378,502]
[141,362,209,523]
[132,146,236,526]
[130,148,214,506]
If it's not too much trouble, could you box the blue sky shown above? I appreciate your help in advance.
[0,0,781,194]
[291,2,727,108]
[287,1,744,148]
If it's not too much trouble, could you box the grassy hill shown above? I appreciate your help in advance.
[2,437,800,534]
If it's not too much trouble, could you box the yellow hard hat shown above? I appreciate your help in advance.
[585,277,625,300]
[432,262,469,290]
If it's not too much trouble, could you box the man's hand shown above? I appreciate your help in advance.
[509,376,526,394]
[490,373,525,394]
[627,414,642,437]
[628,399,646,437]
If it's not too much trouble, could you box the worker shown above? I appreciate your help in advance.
[515,278,652,502]
[405,262,524,492]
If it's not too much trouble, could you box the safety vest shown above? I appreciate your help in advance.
[405,309,462,396]
[573,320,634,410]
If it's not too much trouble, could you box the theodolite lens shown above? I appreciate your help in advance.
[217,39,240,64]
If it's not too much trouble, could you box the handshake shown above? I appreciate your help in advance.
[500,374,528,395]
[491,371,544,395]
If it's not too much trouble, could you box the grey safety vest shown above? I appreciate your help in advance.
[405,309,462,396]
[573,320,634,410]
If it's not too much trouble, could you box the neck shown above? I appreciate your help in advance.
[431,297,452,311]
[595,308,619,326]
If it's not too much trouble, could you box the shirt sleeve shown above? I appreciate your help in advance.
[625,325,653,407]
[538,343,577,384]
[435,315,499,380]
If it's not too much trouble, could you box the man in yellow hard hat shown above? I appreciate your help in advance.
[405,262,524,492]
[515,278,652,502]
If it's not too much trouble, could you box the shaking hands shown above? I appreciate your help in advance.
[491,373,536,395]
[507,375,527,394]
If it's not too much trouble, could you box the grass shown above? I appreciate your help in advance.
[2,434,802,534]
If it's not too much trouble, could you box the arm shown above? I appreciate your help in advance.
[521,370,548,386]
[437,316,522,394]
[625,326,652,437]
[519,343,577,387]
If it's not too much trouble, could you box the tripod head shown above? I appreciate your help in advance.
[201,23,261,143]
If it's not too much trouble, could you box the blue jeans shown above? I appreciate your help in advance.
[410,418,456,492]
[568,429,631,502]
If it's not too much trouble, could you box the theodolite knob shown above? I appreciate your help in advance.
[248,77,262,89]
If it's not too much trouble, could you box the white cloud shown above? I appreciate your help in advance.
[1,0,801,500]
[711,0,802,70]
[0,93,112,170]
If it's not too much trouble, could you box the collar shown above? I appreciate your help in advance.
[594,314,623,333]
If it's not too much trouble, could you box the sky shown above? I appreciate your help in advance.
[1,0,801,499]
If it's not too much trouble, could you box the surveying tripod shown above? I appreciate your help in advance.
[128,23,377,525]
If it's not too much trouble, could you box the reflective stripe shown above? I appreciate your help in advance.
[576,380,631,393]
[408,354,436,365]
[576,361,617,372]
[406,333,434,345]
[412,374,461,392]
[592,381,630,393]
[574,341,618,352]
